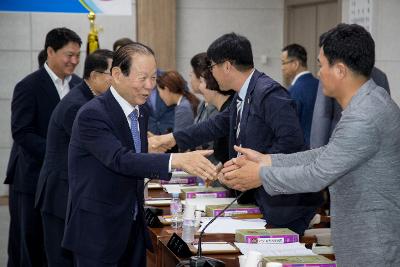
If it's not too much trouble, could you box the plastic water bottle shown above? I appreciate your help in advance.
[182,218,195,244]
[182,204,196,244]
[170,193,182,229]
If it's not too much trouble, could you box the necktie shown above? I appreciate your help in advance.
[129,109,141,153]
[236,96,243,142]
[128,109,141,220]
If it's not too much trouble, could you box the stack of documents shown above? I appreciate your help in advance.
[184,198,237,211]
[198,217,266,234]
[235,242,316,257]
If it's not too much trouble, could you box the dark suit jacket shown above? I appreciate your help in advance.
[62,89,170,263]
[174,69,323,229]
[35,81,94,219]
[310,67,390,148]
[5,67,81,194]
[288,73,319,146]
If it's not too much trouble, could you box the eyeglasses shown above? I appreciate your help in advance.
[281,59,294,65]
[94,70,111,75]
[208,62,220,71]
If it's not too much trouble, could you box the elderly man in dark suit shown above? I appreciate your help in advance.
[5,27,81,267]
[150,33,323,235]
[35,49,113,267]
[62,43,217,266]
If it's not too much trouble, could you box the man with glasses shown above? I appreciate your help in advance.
[5,27,82,267]
[35,49,113,267]
[150,33,323,235]
[281,44,319,146]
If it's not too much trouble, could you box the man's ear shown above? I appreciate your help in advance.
[224,60,233,73]
[334,62,347,80]
[111,66,121,83]
[47,47,54,58]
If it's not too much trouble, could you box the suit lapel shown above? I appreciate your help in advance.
[39,68,60,103]
[104,90,135,150]
[237,70,260,147]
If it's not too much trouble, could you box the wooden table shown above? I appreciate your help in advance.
[157,234,240,267]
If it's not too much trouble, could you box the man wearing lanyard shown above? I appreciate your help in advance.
[150,33,323,235]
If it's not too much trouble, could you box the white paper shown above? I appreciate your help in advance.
[171,170,193,178]
[235,242,316,257]
[148,183,162,189]
[198,217,266,234]
[162,184,182,194]
[145,199,172,206]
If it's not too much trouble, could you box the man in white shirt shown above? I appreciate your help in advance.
[62,43,217,266]
[5,27,82,267]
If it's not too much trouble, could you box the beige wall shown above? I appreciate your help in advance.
[0,2,136,195]
[176,0,285,88]
[342,0,400,104]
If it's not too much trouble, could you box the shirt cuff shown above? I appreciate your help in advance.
[168,155,172,172]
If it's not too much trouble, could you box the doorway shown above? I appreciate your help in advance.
[284,0,341,76]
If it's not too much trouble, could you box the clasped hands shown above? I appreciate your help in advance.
[149,133,271,191]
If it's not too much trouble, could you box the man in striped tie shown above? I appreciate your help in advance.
[62,43,217,267]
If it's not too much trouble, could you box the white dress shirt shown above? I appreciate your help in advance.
[110,86,172,171]
[44,62,72,99]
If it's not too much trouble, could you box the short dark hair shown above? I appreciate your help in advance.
[113,37,135,51]
[207,32,254,71]
[319,23,375,77]
[83,49,113,79]
[37,49,47,68]
[190,52,208,79]
[282,43,307,67]
[112,43,155,76]
[44,27,81,53]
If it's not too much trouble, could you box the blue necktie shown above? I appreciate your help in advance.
[129,109,141,220]
[129,109,141,153]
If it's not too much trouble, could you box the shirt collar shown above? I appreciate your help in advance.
[110,86,140,118]
[44,62,72,84]
[291,71,310,86]
[238,69,255,100]
[177,95,183,106]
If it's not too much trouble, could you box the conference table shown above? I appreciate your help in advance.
[145,183,335,267]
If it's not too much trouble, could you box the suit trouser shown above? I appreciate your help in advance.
[42,212,73,267]
[7,186,46,267]
[73,219,146,267]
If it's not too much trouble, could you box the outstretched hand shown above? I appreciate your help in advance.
[171,150,218,181]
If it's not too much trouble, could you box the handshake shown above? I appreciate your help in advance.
[148,133,272,191]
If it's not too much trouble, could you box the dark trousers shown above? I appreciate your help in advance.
[42,212,73,267]
[7,187,46,267]
[73,219,146,267]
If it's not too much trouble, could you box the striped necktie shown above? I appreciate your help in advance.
[129,109,140,220]
[129,109,141,153]
[236,96,243,142]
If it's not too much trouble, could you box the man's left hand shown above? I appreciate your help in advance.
[219,157,262,191]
